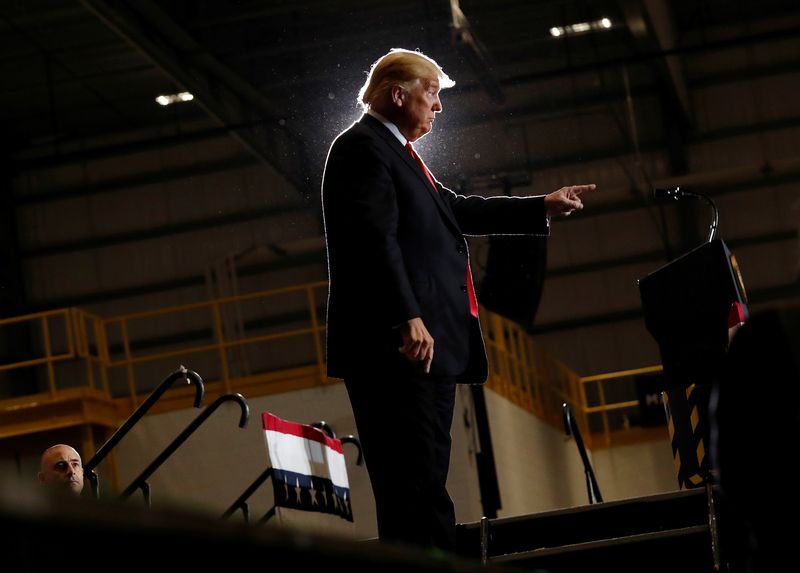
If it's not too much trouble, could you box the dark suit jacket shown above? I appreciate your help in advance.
[322,114,550,384]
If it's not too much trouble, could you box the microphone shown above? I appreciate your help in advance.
[652,186,719,243]
[653,186,697,201]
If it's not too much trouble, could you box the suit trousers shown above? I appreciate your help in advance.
[345,371,458,551]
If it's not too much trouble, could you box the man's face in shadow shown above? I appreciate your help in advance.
[38,445,84,495]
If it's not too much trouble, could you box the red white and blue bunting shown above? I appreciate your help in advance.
[262,412,352,522]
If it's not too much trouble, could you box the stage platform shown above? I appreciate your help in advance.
[3,475,724,572]
[456,487,721,572]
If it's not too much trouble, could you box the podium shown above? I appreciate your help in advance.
[638,239,748,488]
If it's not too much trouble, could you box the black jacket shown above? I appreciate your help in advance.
[322,114,550,384]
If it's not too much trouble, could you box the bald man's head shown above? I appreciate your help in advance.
[38,444,84,495]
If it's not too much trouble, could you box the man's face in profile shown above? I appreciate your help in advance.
[38,445,84,495]
[399,77,442,142]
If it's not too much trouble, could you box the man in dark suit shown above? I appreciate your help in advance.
[322,48,594,551]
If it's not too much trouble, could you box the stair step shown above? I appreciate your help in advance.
[456,488,719,572]
[494,524,709,561]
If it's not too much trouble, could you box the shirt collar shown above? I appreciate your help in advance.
[367,108,407,146]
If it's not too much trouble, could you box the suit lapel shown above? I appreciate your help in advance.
[361,115,460,232]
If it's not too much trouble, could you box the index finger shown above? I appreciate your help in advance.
[569,184,596,195]
[423,347,434,374]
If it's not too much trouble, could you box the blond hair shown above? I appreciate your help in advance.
[357,48,455,110]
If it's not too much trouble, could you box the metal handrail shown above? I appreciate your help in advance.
[221,467,274,523]
[119,393,249,506]
[84,366,205,499]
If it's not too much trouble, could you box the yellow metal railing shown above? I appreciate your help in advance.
[0,282,329,407]
[101,281,329,405]
[71,308,111,396]
[0,308,92,398]
[579,365,665,446]
[482,312,666,449]
[483,312,582,433]
[1,281,664,449]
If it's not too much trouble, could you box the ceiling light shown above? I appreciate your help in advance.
[550,17,614,38]
[155,91,194,106]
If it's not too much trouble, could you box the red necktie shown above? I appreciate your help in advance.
[406,142,479,318]
[406,142,437,191]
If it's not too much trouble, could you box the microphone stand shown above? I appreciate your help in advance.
[562,402,602,504]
